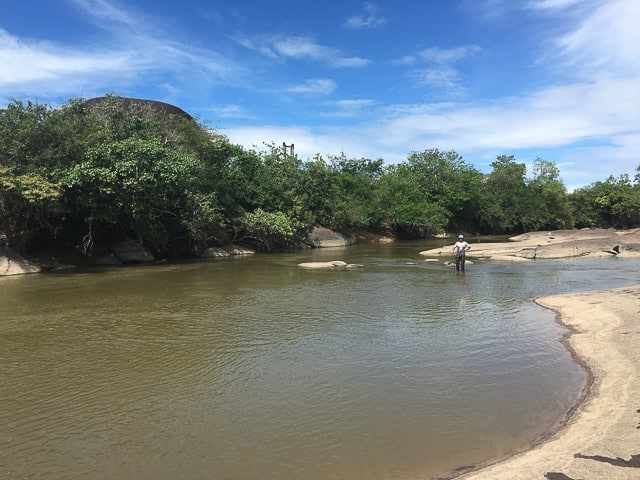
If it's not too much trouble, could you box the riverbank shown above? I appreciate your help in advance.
[419,228,640,261]
[457,285,640,479]
[449,229,640,479]
[444,229,640,480]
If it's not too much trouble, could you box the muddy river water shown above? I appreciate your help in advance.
[2,241,639,479]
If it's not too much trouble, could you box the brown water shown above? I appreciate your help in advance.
[2,243,638,479]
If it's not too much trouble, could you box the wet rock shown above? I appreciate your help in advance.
[0,247,42,276]
[298,260,351,269]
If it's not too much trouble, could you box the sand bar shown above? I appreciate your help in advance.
[452,229,640,479]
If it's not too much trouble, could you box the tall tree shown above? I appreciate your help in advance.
[527,158,573,230]
[485,155,528,232]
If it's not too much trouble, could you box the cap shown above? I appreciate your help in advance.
[458,234,464,239]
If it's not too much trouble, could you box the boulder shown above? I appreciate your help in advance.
[110,241,155,263]
[297,261,364,270]
[201,247,231,258]
[307,227,356,248]
[224,244,255,255]
[0,247,42,276]
[298,260,349,269]
[84,96,193,120]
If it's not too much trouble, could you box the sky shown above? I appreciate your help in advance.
[2,0,639,190]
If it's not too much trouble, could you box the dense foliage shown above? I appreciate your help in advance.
[1,96,639,256]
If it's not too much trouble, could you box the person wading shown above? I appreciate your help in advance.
[451,234,471,271]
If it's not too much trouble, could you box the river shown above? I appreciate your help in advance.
[2,240,639,479]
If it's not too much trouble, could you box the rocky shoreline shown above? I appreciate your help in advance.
[3,227,639,276]
[419,228,640,261]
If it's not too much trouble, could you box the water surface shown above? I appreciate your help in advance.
[2,242,638,479]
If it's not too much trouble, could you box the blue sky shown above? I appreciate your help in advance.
[2,0,639,190]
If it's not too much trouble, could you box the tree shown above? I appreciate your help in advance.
[377,162,449,237]
[570,173,640,228]
[328,154,384,230]
[0,167,61,249]
[526,158,573,230]
[484,155,528,232]
[234,208,299,252]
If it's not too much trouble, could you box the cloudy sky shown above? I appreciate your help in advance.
[2,0,639,190]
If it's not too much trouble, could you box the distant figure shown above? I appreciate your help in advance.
[451,234,471,271]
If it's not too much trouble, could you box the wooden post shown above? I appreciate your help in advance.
[282,142,295,157]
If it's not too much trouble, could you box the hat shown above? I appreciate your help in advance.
[458,234,464,239]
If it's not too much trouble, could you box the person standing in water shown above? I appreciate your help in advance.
[451,234,471,271]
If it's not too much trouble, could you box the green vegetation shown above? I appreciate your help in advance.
[1,96,639,257]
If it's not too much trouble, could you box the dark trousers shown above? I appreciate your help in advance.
[454,253,465,271]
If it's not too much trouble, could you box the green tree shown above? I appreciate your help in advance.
[234,208,299,252]
[570,173,640,228]
[377,162,449,236]
[484,155,528,232]
[328,154,384,229]
[0,167,61,249]
[57,136,208,254]
[377,149,484,236]
[299,155,339,227]
[526,158,573,230]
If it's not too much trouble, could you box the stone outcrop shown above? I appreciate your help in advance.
[0,247,42,276]
[110,241,155,263]
[84,96,193,120]
[307,227,356,248]
[201,247,231,258]
[419,228,640,261]
[200,244,256,258]
[223,244,255,255]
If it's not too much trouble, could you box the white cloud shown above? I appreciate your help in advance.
[238,34,370,68]
[69,0,141,29]
[321,99,376,118]
[398,45,482,93]
[344,3,386,29]
[396,45,482,66]
[410,67,462,91]
[225,73,640,187]
[527,0,587,11]
[209,104,255,119]
[416,45,483,64]
[0,0,241,101]
[286,78,337,95]
[0,29,139,88]
[553,0,640,77]
[334,99,375,110]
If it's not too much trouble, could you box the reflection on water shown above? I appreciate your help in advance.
[1,242,639,479]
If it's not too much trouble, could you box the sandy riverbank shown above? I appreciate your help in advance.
[459,285,640,480]
[445,229,640,479]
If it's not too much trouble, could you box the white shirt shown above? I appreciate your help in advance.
[453,240,470,254]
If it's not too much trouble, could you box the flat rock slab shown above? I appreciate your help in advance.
[298,260,363,269]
